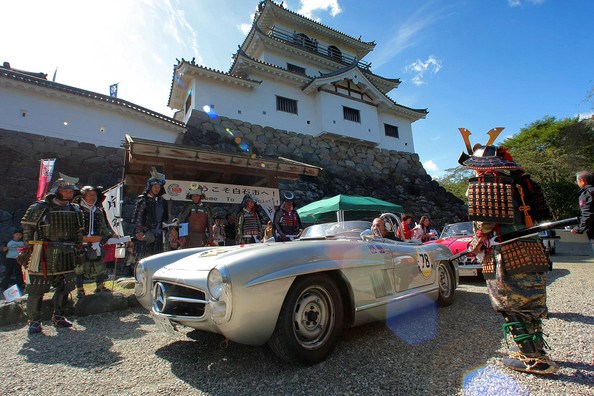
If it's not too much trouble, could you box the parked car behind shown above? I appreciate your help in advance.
[428,221,482,278]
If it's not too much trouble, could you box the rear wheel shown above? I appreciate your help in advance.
[268,274,343,364]
[437,262,455,306]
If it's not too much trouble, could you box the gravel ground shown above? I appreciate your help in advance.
[0,241,592,396]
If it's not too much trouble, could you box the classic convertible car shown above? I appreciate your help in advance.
[429,221,483,278]
[135,214,459,364]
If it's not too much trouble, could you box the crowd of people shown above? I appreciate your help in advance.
[0,164,592,346]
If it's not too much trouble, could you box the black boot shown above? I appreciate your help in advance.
[501,314,557,375]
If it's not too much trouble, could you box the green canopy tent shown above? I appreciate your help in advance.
[297,194,403,223]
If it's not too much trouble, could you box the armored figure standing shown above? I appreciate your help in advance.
[273,191,303,242]
[132,168,168,259]
[177,185,213,248]
[75,186,114,298]
[236,194,262,244]
[19,177,84,335]
[459,128,557,375]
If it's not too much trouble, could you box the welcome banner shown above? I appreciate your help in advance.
[163,180,280,220]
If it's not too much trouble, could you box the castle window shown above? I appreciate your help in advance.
[293,33,318,51]
[276,96,298,114]
[328,46,342,62]
[184,90,192,114]
[287,63,306,75]
[343,106,360,123]
[384,124,399,138]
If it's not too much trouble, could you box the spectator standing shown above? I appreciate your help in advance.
[1,229,25,295]
[132,168,168,259]
[224,213,237,246]
[212,216,226,246]
[411,216,436,242]
[236,194,262,244]
[177,185,213,248]
[18,177,84,334]
[75,186,114,297]
[273,191,303,242]
[571,170,594,254]
[397,214,413,240]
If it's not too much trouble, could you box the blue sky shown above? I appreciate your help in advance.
[2,0,593,177]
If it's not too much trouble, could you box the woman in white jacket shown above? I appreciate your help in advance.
[411,216,436,242]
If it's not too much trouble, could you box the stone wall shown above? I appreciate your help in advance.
[0,115,467,247]
[0,128,124,246]
[184,112,467,227]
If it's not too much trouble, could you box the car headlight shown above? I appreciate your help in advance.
[134,260,146,297]
[208,268,224,300]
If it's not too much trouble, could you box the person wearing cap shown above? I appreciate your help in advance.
[132,168,168,259]
[460,133,557,375]
[177,185,213,248]
[273,191,303,242]
[74,186,114,297]
[236,194,262,244]
[18,176,85,335]
[571,170,594,254]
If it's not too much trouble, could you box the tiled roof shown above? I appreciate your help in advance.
[168,59,261,108]
[1,65,185,128]
[256,0,375,48]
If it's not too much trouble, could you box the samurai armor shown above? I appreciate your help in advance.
[518,175,552,222]
[39,210,82,242]
[468,174,515,224]
[483,240,549,276]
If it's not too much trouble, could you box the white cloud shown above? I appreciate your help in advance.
[423,160,439,172]
[405,56,442,86]
[578,111,594,120]
[239,23,252,35]
[371,3,440,69]
[296,0,342,20]
[507,0,545,7]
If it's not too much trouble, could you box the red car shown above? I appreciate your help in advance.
[427,222,482,278]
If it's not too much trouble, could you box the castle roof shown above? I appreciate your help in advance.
[1,64,185,129]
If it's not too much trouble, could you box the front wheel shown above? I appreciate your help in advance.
[437,262,455,306]
[268,274,344,364]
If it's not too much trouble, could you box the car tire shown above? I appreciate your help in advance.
[267,274,344,364]
[437,262,455,307]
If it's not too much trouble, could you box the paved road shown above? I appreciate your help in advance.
[0,238,592,395]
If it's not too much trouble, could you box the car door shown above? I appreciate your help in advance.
[389,243,436,292]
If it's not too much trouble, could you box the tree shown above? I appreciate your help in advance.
[501,116,594,219]
[436,165,474,204]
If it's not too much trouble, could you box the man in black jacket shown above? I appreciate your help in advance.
[571,170,594,254]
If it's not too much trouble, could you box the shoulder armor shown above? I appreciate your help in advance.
[21,201,49,226]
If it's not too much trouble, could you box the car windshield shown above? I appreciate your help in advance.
[301,221,372,239]
[439,222,473,239]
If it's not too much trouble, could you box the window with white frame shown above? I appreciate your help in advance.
[343,106,360,123]
[276,96,298,114]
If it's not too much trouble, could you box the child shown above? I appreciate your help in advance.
[1,229,25,294]
[123,241,137,277]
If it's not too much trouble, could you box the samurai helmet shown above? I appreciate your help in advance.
[47,173,79,200]
[144,167,166,195]
[186,184,206,200]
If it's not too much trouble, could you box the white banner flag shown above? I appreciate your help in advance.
[102,182,124,237]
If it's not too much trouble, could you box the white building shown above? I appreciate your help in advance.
[0,62,185,148]
[168,0,427,152]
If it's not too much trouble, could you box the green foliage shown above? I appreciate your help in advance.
[436,165,474,204]
[502,116,594,218]
[437,116,593,218]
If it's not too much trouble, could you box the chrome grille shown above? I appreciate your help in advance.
[152,282,207,317]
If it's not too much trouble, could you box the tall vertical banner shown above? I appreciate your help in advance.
[36,159,56,201]
[102,182,124,236]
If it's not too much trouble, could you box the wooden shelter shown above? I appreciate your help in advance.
[123,135,322,195]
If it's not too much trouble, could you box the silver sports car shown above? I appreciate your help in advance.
[135,215,459,364]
